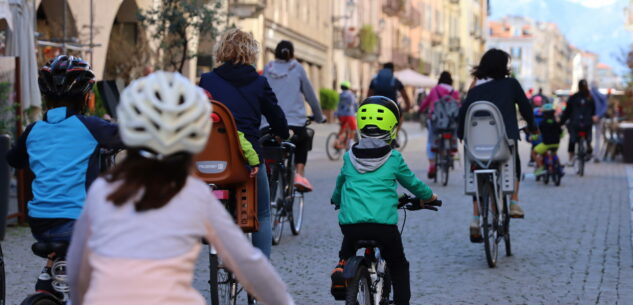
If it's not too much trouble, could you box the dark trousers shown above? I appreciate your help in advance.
[339,223,410,305]
[289,126,309,165]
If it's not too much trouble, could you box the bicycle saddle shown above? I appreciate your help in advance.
[355,240,380,249]
[32,241,69,259]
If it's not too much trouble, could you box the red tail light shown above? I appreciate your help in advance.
[578,131,587,137]
[211,113,221,123]
[212,190,229,200]
[442,133,453,139]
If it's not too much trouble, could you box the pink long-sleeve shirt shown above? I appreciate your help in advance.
[420,84,460,115]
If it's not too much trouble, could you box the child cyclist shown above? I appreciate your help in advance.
[334,81,358,149]
[330,96,438,305]
[67,71,294,305]
[6,55,123,297]
[533,103,563,176]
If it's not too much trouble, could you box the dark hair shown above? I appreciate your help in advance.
[438,71,453,86]
[471,48,511,80]
[274,40,294,60]
[383,62,394,70]
[106,150,192,212]
[578,79,590,98]
[44,95,88,113]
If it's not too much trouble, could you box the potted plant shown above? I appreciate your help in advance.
[319,88,339,123]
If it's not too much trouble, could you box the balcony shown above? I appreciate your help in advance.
[341,25,380,62]
[449,37,460,52]
[392,48,409,69]
[400,7,421,28]
[229,0,266,19]
[383,0,405,16]
[431,32,443,47]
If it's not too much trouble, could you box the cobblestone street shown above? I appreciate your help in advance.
[4,123,633,304]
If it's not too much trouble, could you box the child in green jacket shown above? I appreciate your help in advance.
[330,96,437,305]
[238,130,260,177]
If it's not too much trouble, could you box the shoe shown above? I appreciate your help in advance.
[509,202,525,218]
[35,267,62,299]
[534,167,546,176]
[294,174,313,192]
[427,165,436,179]
[593,157,600,163]
[469,220,483,243]
[566,159,575,167]
[330,260,347,300]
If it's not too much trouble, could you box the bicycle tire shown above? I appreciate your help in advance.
[553,164,562,186]
[379,266,392,305]
[396,129,408,152]
[433,153,439,183]
[210,253,234,305]
[289,193,304,235]
[576,140,585,177]
[345,267,372,305]
[441,149,450,186]
[19,293,61,305]
[270,167,285,245]
[480,178,499,268]
[0,244,4,305]
[502,197,512,257]
[326,132,343,161]
[543,173,549,185]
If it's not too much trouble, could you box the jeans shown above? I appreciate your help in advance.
[339,223,410,305]
[252,163,271,258]
[31,220,75,243]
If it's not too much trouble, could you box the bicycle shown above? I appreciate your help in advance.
[574,130,591,177]
[338,195,441,305]
[432,130,456,186]
[541,149,563,186]
[207,186,257,305]
[395,128,407,152]
[326,123,359,161]
[19,242,69,305]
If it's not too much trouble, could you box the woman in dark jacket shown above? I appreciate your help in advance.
[199,29,289,258]
[457,49,537,242]
[560,79,597,165]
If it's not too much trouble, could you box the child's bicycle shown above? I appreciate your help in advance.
[19,243,69,305]
[333,195,442,305]
[541,149,564,186]
[326,122,359,161]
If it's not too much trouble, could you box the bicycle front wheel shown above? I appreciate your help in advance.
[210,253,234,305]
[480,179,499,268]
[345,267,372,305]
[289,192,304,235]
[396,128,408,151]
[326,132,343,161]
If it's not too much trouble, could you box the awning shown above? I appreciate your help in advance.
[394,68,436,89]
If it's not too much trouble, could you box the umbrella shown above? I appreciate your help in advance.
[6,0,41,110]
[394,68,436,89]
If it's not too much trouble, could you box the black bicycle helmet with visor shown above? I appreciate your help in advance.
[38,55,95,111]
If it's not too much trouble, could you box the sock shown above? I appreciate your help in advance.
[472,215,480,222]
[510,200,519,206]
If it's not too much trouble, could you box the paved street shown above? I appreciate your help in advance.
[4,122,633,304]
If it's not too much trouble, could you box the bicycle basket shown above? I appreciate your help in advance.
[463,101,512,167]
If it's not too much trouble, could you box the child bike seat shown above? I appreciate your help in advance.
[32,241,68,259]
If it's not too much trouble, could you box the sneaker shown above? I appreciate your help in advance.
[330,260,347,300]
[534,167,546,176]
[509,202,525,218]
[35,267,62,299]
[294,174,313,192]
[469,220,483,243]
[427,165,436,179]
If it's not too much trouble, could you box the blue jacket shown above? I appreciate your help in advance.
[199,63,289,156]
[6,107,123,219]
[591,87,607,118]
[336,90,358,117]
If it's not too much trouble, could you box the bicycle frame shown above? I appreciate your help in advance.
[473,169,504,217]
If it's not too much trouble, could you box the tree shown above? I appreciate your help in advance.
[138,0,223,73]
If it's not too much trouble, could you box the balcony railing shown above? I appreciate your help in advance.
[431,32,443,47]
[229,0,266,18]
[383,0,405,16]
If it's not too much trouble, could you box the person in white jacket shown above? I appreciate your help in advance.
[263,40,325,192]
[67,71,294,305]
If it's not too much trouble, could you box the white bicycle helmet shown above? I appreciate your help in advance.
[117,71,212,157]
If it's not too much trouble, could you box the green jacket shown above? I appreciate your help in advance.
[238,131,260,167]
[331,143,433,225]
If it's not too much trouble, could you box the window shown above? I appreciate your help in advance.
[511,47,522,59]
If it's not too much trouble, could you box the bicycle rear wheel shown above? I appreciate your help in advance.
[502,197,512,257]
[441,150,450,186]
[326,132,343,161]
[576,140,585,176]
[270,167,285,245]
[20,293,62,305]
[480,178,499,268]
[289,192,304,235]
[210,252,235,305]
[345,267,372,305]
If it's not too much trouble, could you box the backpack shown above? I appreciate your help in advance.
[371,69,397,99]
[431,90,460,131]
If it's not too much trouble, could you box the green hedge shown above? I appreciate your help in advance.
[319,88,339,110]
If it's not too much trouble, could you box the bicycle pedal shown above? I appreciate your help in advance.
[510,214,524,219]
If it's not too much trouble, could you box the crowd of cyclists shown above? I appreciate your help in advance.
[2,26,617,304]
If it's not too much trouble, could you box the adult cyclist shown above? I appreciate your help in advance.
[263,40,325,192]
[457,49,537,242]
[367,63,412,147]
[6,55,123,297]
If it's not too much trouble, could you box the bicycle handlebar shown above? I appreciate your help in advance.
[397,194,442,211]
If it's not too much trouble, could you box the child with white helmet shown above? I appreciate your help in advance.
[67,71,294,305]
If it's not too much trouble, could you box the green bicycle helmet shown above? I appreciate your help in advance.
[541,103,554,112]
[340,80,351,89]
[357,96,400,142]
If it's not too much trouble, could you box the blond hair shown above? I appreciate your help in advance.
[214,29,259,65]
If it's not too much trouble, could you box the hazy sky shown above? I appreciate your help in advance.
[489,0,631,74]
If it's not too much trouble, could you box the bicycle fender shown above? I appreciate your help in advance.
[342,256,368,279]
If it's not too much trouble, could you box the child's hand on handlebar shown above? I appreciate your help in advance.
[249,166,259,178]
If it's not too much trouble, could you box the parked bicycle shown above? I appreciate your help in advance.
[338,195,441,305]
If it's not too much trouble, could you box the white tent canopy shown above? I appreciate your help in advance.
[6,0,41,110]
[394,68,436,89]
